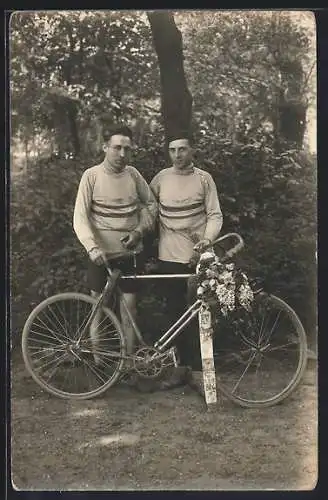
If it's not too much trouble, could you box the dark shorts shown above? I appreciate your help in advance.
[156,261,190,313]
[87,254,145,294]
[157,260,196,305]
[157,261,201,370]
[157,260,191,275]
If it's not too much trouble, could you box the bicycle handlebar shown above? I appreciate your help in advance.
[102,233,244,277]
[212,232,244,260]
[102,250,137,261]
[101,251,137,277]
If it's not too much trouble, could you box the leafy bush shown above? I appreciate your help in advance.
[10,11,316,346]
[11,138,316,348]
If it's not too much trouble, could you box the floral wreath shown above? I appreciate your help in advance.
[195,250,254,317]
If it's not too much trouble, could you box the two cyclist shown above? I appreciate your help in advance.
[73,126,223,393]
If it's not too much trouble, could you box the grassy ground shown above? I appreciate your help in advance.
[11,348,317,491]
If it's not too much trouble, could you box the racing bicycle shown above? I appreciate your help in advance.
[21,233,308,408]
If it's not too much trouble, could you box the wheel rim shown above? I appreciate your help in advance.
[213,294,307,406]
[23,295,124,398]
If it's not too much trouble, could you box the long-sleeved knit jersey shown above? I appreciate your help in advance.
[73,163,157,258]
[150,165,223,263]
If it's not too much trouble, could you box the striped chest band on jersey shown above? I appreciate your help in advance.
[91,200,139,218]
[160,201,204,212]
[159,201,205,219]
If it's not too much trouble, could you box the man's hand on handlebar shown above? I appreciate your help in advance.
[188,239,212,268]
[193,238,212,253]
[189,233,245,267]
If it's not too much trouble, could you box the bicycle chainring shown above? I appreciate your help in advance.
[133,347,172,379]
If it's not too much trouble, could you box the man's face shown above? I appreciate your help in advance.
[168,138,193,170]
[103,134,132,172]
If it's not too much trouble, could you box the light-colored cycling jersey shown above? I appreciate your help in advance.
[73,162,157,257]
[150,165,223,263]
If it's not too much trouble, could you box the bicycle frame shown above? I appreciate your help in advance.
[118,230,245,352]
[121,288,203,352]
[22,231,309,407]
[113,272,203,351]
[78,232,244,355]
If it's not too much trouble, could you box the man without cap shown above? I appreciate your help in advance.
[73,125,157,362]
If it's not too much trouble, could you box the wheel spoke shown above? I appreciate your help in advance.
[52,301,71,339]
[47,304,72,340]
[213,293,307,407]
[71,351,110,384]
[74,302,95,340]
[264,341,299,352]
[230,351,258,394]
[27,332,65,347]
[261,309,282,346]
[32,315,70,344]
[22,294,125,399]
[257,309,267,344]
[37,351,70,379]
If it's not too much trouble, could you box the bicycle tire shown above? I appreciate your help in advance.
[213,292,308,408]
[22,292,126,399]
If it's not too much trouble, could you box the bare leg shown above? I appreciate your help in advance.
[90,290,102,364]
[120,292,137,355]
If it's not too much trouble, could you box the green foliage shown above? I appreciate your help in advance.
[10,11,315,158]
[10,11,160,154]
[11,144,316,345]
[10,11,316,345]
[176,11,314,148]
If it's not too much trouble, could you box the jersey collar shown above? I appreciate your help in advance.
[172,162,195,175]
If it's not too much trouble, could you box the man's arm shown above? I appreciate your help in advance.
[149,173,160,199]
[202,173,223,243]
[73,170,99,255]
[132,168,158,236]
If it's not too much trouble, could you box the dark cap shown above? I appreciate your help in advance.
[167,130,193,145]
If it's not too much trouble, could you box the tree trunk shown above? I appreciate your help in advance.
[24,133,29,173]
[277,59,307,149]
[62,23,81,157]
[278,96,306,148]
[147,11,193,150]
[66,101,80,156]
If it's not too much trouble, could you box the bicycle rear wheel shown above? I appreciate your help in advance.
[22,292,126,399]
[213,292,308,408]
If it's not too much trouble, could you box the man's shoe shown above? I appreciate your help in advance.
[158,366,191,390]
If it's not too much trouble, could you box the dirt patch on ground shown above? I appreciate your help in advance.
[10,349,317,491]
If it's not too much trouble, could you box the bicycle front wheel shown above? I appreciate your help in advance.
[213,292,308,408]
[22,292,126,399]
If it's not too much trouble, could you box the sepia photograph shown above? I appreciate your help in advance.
[10,9,317,491]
